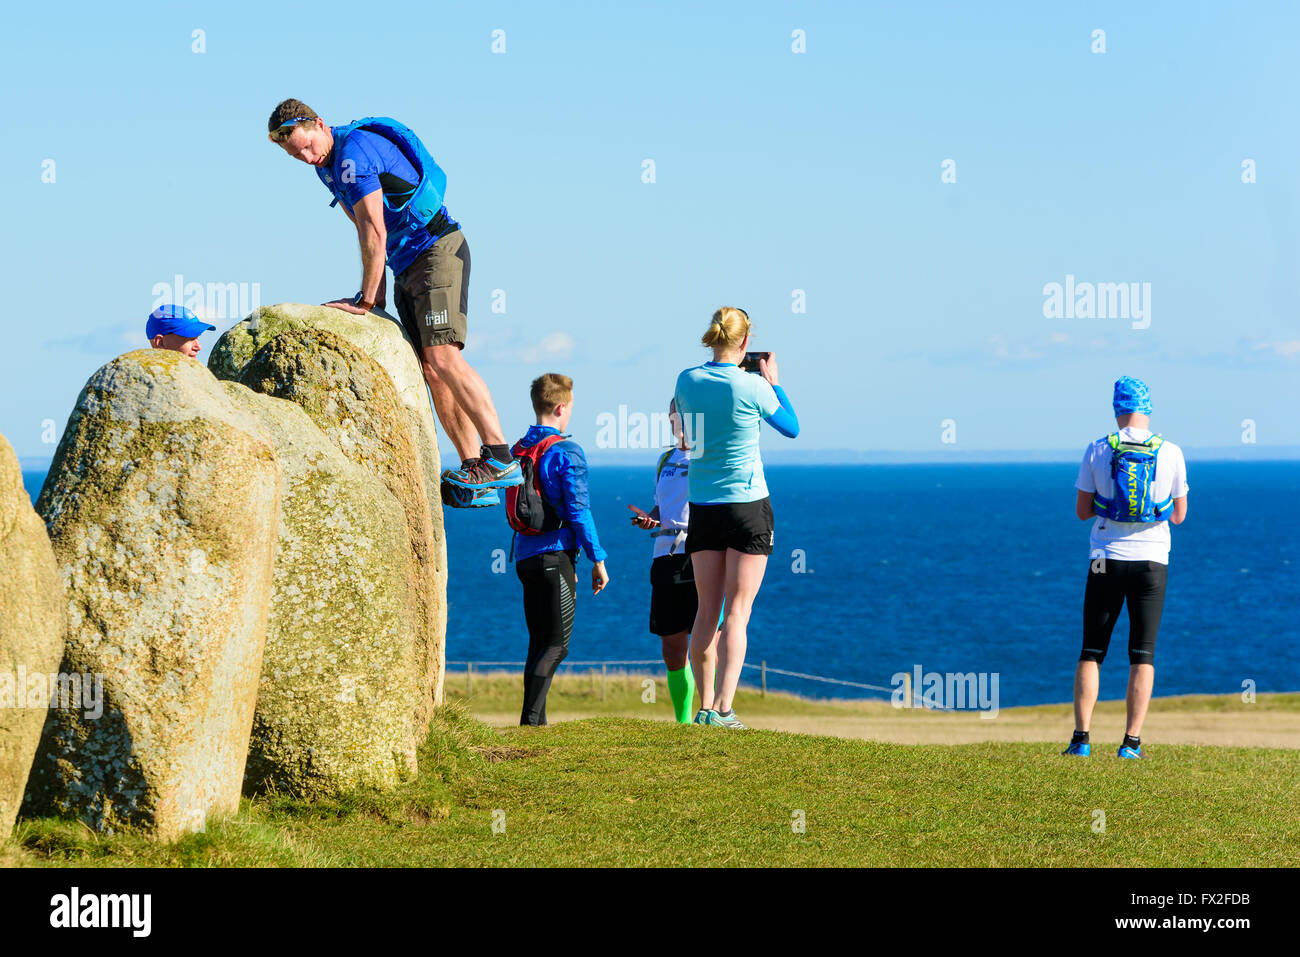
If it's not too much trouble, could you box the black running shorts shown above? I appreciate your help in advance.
[685,497,774,556]
[649,553,698,636]
[1079,558,1168,666]
[394,229,470,352]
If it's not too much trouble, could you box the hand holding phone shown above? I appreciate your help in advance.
[628,504,659,529]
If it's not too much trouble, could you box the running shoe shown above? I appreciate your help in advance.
[441,474,499,508]
[1117,744,1146,759]
[693,709,715,725]
[709,709,747,729]
[441,452,522,490]
[1061,741,1091,756]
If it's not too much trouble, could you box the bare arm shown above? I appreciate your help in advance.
[1168,495,1188,525]
[1075,489,1095,521]
[323,191,387,313]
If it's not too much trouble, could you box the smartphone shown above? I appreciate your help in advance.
[739,351,771,374]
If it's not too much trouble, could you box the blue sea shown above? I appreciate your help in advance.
[23,462,1300,708]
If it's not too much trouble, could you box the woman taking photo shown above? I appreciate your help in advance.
[673,307,799,728]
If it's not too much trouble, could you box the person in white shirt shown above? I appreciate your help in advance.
[630,400,706,723]
[1065,376,1189,759]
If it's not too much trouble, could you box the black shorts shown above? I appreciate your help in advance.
[1080,559,1168,665]
[685,497,774,556]
[649,553,698,636]
[394,229,470,352]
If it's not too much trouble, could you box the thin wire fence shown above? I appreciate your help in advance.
[445,658,944,709]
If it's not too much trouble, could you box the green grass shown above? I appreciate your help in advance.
[7,700,1298,867]
[449,670,1300,718]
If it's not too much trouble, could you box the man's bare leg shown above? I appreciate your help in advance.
[423,344,506,449]
[1125,663,1154,737]
[420,358,480,463]
[1072,660,1100,732]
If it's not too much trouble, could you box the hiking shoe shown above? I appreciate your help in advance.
[710,709,746,729]
[442,453,522,490]
[1062,741,1091,756]
[441,474,499,508]
[1117,745,1146,759]
[693,709,715,725]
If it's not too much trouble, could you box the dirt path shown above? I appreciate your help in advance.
[473,706,1300,749]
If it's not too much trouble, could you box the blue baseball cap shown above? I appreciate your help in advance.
[1113,376,1153,416]
[146,304,215,340]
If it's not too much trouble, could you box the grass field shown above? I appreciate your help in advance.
[6,689,1298,868]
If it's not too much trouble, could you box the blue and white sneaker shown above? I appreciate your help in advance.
[441,478,499,508]
[1117,744,1146,759]
[692,709,716,725]
[1062,741,1091,756]
[441,452,522,491]
[709,709,747,729]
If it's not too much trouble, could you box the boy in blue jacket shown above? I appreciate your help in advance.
[510,374,609,725]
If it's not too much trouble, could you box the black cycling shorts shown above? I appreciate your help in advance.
[1079,558,1168,666]
[649,553,698,636]
[685,497,774,556]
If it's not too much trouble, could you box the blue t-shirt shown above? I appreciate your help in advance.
[319,127,457,277]
[674,362,782,504]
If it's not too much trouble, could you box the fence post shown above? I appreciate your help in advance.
[467,662,473,699]
[601,663,607,702]
[761,660,767,697]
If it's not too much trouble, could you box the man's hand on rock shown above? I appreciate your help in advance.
[321,298,369,315]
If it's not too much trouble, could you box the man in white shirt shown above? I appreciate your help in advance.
[1065,376,1189,759]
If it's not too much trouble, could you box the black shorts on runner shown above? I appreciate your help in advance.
[1079,558,1168,665]
[649,553,698,636]
[685,497,774,556]
[394,229,470,352]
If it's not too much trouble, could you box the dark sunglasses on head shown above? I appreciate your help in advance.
[268,116,314,141]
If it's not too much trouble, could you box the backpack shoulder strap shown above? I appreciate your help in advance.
[655,448,674,483]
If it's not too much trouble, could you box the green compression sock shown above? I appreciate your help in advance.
[666,666,696,724]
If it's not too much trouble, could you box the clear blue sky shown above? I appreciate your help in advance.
[5,0,1298,462]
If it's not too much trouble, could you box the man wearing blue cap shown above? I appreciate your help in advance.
[1065,376,1189,759]
[147,304,216,360]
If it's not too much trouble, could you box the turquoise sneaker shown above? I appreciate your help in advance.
[1117,744,1145,759]
[693,709,715,725]
[442,478,499,508]
[1062,741,1091,756]
[710,709,746,729]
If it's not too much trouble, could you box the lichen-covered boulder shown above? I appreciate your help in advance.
[0,433,66,841]
[23,350,280,840]
[212,304,447,715]
[235,329,444,735]
[224,384,419,797]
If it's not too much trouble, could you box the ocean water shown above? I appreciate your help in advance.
[23,462,1300,708]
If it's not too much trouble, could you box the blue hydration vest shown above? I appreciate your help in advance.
[317,116,447,268]
[1092,432,1173,523]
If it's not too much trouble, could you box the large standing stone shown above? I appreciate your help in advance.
[210,305,447,714]
[232,324,445,735]
[0,434,65,841]
[24,350,280,840]
[224,384,419,797]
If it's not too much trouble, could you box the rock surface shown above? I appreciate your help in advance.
[211,306,447,713]
[0,434,66,841]
[225,385,419,797]
[24,350,280,839]
[224,317,445,733]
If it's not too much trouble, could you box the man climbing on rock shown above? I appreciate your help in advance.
[267,98,520,507]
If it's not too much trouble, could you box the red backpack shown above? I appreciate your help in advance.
[505,434,568,535]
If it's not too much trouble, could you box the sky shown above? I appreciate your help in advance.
[4,0,1298,463]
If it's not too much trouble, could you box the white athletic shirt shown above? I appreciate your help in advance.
[652,447,691,559]
[1075,427,1189,564]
